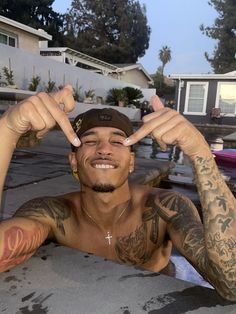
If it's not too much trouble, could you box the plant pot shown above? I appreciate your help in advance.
[118,100,125,107]
[84,97,94,104]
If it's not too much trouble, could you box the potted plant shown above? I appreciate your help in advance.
[122,86,144,107]
[46,70,56,92]
[28,75,41,91]
[106,88,128,106]
[84,89,95,103]
[2,58,17,88]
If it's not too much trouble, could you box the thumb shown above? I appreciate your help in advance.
[150,95,164,112]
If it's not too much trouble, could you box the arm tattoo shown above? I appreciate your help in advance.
[14,197,71,236]
[155,191,207,269]
[142,201,159,244]
[0,224,49,272]
[190,155,236,301]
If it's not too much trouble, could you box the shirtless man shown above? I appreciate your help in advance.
[0,86,235,301]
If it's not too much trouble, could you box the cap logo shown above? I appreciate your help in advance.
[75,118,83,133]
[99,113,112,121]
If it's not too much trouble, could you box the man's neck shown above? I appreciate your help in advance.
[80,181,131,229]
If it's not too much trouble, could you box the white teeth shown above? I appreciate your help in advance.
[94,164,114,169]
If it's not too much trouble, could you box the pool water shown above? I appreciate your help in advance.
[134,138,236,197]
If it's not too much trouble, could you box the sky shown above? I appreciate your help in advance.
[52,0,218,75]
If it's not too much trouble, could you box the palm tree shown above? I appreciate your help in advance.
[159,46,171,76]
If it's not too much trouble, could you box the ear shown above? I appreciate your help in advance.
[129,152,135,173]
[68,152,77,171]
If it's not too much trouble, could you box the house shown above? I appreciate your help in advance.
[111,64,154,88]
[0,15,52,54]
[170,72,236,126]
[40,47,153,88]
[0,15,153,89]
[0,15,155,108]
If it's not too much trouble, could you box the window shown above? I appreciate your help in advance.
[216,82,236,116]
[0,30,17,47]
[183,82,208,115]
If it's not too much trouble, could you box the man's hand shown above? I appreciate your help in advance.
[123,95,209,159]
[3,85,80,147]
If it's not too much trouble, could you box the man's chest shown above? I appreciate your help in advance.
[56,217,169,270]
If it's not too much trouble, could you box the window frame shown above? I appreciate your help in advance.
[215,81,236,117]
[0,29,18,48]
[183,81,209,116]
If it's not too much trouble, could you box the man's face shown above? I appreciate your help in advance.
[74,127,134,192]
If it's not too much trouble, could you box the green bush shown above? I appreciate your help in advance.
[106,88,128,106]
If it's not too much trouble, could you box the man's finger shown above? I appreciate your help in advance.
[37,91,80,147]
[48,108,80,147]
[50,85,75,113]
[150,95,164,112]
[123,123,154,146]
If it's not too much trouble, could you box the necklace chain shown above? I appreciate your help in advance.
[82,201,130,245]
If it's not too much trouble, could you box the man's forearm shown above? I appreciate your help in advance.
[192,151,236,299]
[0,114,20,202]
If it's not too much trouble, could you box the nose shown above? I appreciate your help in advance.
[96,140,112,156]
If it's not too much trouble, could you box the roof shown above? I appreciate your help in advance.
[170,71,236,80]
[114,63,154,84]
[0,15,52,40]
[40,47,153,84]
[40,47,119,72]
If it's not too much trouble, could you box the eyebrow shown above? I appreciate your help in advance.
[112,131,126,138]
[80,131,96,138]
[81,130,126,138]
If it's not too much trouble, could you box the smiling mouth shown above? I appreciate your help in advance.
[93,164,115,169]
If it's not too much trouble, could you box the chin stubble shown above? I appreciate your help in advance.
[92,184,115,193]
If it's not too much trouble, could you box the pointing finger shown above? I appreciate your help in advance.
[150,95,164,112]
[37,91,80,147]
[123,126,167,151]
[123,123,154,146]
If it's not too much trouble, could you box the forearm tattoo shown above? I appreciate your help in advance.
[191,155,236,300]
[14,197,71,236]
[0,224,49,272]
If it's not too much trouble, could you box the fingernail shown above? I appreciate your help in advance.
[73,137,80,146]
[123,138,131,145]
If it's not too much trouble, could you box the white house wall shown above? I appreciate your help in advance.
[121,68,150,88]
[0,44,155,101]
[0,22,40,54]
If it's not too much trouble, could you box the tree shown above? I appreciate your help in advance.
[158,46,171,76]
[62,0,151,63]
[0,0,64,47]
[152,66,175,99]
[200,0,236,74]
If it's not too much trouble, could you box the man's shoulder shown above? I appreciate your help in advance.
[132,185,193,213]
[13,196,73,220]
[131,184,183,201]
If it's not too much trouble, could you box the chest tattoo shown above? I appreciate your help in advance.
[115,223,151,265]
[115,197,163,265]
